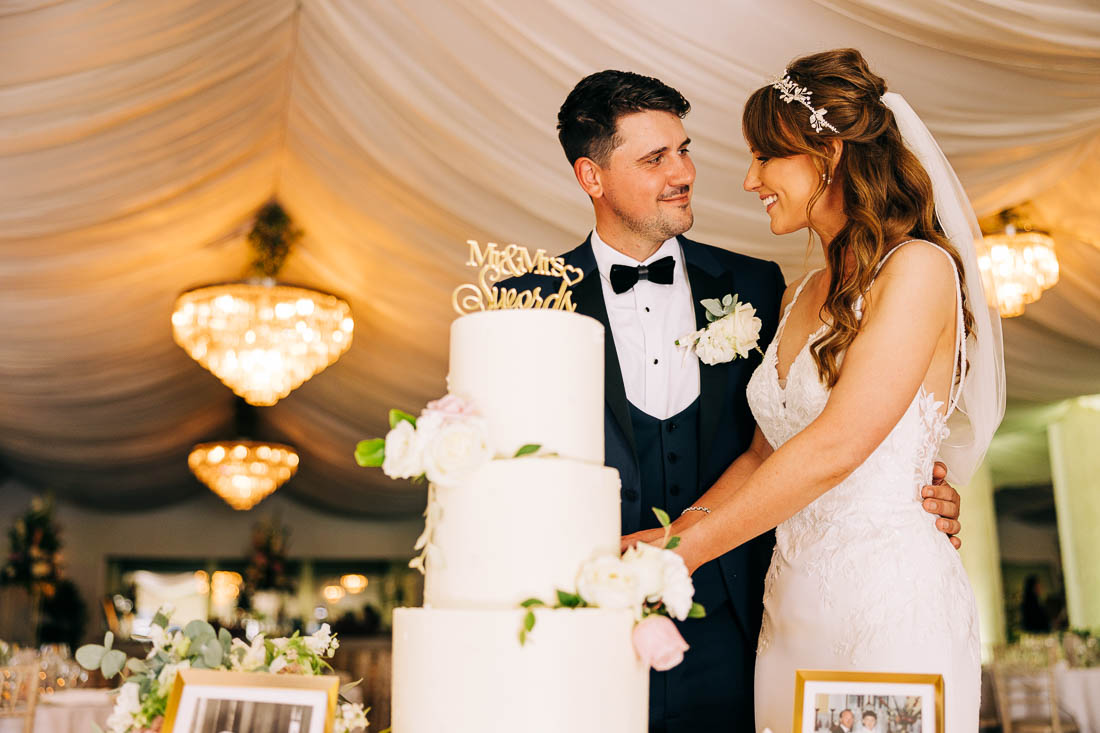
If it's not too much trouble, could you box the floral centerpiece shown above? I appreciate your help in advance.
[244,516,294,595]
[520,509,704,672]
[2,495,63,595]
[76,610,370,733]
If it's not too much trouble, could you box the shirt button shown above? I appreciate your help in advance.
[645,306,651,312]
[622,489,639,501]
[667,422,677,433]
[667,452,678,464]
[653,358,659,365]
[670,485,682,496]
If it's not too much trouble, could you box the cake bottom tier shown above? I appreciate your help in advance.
[392,607,649,733]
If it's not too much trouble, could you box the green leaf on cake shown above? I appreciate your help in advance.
[520,598,546,608]
[152,610,171,629]
[652,507,671,528]
[555,590,584,608]
[354,439,385,467]
[524,610,536,632]
[688,602,707,619]
[514,444,542,457]
[664,535,681,550]
[389,409,417,429]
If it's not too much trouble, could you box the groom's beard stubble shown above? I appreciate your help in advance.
[609,187,694,246]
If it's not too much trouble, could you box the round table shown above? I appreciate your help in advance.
[0,689,114,733]
[1057,667,1100,732]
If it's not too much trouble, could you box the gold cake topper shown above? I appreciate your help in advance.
[452,240,585,315]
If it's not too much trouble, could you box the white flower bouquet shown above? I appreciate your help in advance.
[519,509,704,671]
[76,610,369,733]
[676,294,762,365]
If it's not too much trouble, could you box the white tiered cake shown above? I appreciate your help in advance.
[390,309,649,733]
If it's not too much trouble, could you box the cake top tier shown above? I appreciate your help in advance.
[448,309,604,464]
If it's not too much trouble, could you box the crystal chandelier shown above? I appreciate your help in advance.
[171,203,354,405]
[978,209,1059,318]
[189,441,299,510]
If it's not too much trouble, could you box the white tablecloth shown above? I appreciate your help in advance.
[0,689,114,733]
[1058,667,1100,733]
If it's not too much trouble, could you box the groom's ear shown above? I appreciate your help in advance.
[574,157,604,199]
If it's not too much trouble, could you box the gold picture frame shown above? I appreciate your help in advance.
[793,670,945,733]
[162,669,339,733]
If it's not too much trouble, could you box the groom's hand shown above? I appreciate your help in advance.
[620,528,666,554]
[922,460,962,550]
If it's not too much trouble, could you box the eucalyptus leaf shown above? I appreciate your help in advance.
[75,644,106,671]
[354,439,385,468]
[219,627,233,653]
[202,638,223,667]
[700,299,725,319]
[524,609,536,633]
[518,628,527,646]
[102,649,127,679]
[722,294,733,307]
[664,535,681,550]
[152,611,170,629]
[688,602,707,619]
[125,658,148,674]
[185,620,216,642]
[103,631,114,651]
[340,679,363,693]
[652,507,671,528]
[513,444,541,457]
[388,409,417,429]
[520,598,546,608]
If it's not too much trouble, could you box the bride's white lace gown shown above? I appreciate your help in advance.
[747,243,980,731]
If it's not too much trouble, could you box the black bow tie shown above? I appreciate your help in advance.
[609,255,676,294]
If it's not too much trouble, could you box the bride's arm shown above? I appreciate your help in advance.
[675,242,958,573]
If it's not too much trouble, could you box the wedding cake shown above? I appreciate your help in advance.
[389,309,649,733]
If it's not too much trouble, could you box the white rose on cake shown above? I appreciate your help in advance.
[576,555,644,613]
[421,413,492,486]
[620,542,695,621]
[381,419,423,480]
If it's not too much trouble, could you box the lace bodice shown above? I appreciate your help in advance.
[746,245,978,665]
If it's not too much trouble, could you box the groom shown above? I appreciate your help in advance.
[505,70,963,733]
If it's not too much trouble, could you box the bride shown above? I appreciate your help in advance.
[629,49,1005,729]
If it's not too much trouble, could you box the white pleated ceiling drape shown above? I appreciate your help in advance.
[1,0,1098,514]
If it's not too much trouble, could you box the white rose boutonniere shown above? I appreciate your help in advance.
[676,294,762,366]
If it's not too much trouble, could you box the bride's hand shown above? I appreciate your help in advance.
[922,460,962,550]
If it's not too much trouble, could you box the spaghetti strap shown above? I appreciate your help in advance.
[863,239,966,418]
[774,268,822,345]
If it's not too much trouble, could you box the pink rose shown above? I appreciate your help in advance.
[422,394,478,419]
[632,615,689,671]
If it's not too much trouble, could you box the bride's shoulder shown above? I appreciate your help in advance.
[874,239,957,288]
[864,240,957,318]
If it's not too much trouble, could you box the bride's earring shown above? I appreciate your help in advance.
[820,171,833,185]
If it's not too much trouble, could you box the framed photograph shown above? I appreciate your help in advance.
[793,670,944,733]
[162,669,339,733]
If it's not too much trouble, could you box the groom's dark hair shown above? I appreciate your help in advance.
[557,70,690,166]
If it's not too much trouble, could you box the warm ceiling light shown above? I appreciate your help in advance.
[172,281,354,405]
[340,574,368,594]
[189,441,299,510]
[979,210,1059,318]
[322,585,346,603]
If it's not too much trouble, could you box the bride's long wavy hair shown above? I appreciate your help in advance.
[742,48,974,388]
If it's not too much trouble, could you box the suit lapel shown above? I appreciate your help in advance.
[565,238,638,468]
[681,238,733,470]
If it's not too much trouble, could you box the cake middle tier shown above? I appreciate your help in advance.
[424,457,622,608]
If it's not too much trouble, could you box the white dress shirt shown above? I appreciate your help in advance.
[590,229,701,419]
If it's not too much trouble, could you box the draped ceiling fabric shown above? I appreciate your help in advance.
[1,0,1098,516]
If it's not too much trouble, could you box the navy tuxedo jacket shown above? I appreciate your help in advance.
[506,234,786,645]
